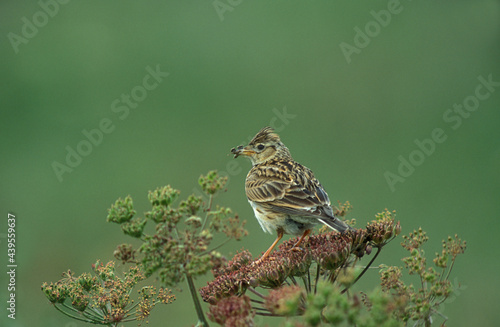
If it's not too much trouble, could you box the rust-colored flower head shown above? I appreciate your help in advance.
[366,209,400,246]
[207,295,255,326]
[201,209,401,323]
[113,243,135,264]
[308,231,353,270]
[265,285,304,316]
[200,267,252,305]
[213,249,253,278]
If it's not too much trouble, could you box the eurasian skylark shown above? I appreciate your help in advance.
[231,127,351,263]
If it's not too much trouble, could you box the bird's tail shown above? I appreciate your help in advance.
[319,217,351,233]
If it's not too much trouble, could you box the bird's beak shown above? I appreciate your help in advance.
[231,145,255,158]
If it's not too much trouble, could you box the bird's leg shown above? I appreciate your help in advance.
[255,229,284,264]
[291,229,311,251]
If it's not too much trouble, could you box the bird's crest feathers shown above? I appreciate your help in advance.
[249,127,281,145]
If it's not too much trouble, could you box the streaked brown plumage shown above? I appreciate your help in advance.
[231,127,350,263]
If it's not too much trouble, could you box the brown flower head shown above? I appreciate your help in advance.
[212,249,253,278]
[366,209,401,246]
[207,295,254,327]
[41,261,175,325]
[113,243,136,264]
[201,213,400,306]
[265,285,304,316]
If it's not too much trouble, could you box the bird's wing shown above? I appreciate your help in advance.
[245,161,334,218]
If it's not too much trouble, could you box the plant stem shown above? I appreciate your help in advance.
[201,195,213,231]
[202,238,231,255]
[443,257,456,282]
[301,276,310,294]
[255,311,287,317]
[314,264,320,294]
[185,273,209,327]
[248,286,266,299]
[53,304,94,323]
[307,269,312,294]
[341,245,381,294]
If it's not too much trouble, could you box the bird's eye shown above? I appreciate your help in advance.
[257,144,265,151]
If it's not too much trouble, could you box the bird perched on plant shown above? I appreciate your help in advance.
[231,126,351,263]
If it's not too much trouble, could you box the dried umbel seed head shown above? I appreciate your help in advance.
[42,261,176,325]
[265,285,304,316]
[200,268,252,304]
[113,243,135,264]
[200,215,400,304]
[207,295,254,326]
[212,250,253,278]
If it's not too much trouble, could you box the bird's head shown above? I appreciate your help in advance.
[231,127,292,165]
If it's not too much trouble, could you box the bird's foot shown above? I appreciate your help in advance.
[252,259,263,266]
[252,255,279,266]
[290,246,305,252]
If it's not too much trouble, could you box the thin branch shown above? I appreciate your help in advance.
[341,245,382,294]
[202,238,231,255]
[313,263,320,294]
[355,264,383,269]
[72,303,103,321]
[201,195,213,231]
[53,304,95,324]
[307,269,312,294]
[443,257,457,282]
[250,298,265,305]
[301,276,310,294]
[126,299,141,312]
[255,311,286,317]
[248,287,266,299]
[173,227,181,241]
[420,274,427,298]
[185,273,210,327]
[431,307,448,321]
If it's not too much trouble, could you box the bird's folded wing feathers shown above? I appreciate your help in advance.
[245,166,335,219]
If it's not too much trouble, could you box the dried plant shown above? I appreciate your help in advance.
[201,210,466,327]
[379,230,467,326]
[42,171,247,327]
[107,171,248,326]
[200,207,402,325]
[41,171,466,327]
[41,261,174,326]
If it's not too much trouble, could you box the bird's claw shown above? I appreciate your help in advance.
[290,246,305,253]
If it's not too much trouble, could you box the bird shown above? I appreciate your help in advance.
[231,126,351,263]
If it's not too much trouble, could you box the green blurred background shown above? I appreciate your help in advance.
[1,1,499,326]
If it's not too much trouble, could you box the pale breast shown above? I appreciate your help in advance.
[249,201,281,234]
[249,200,318,235]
